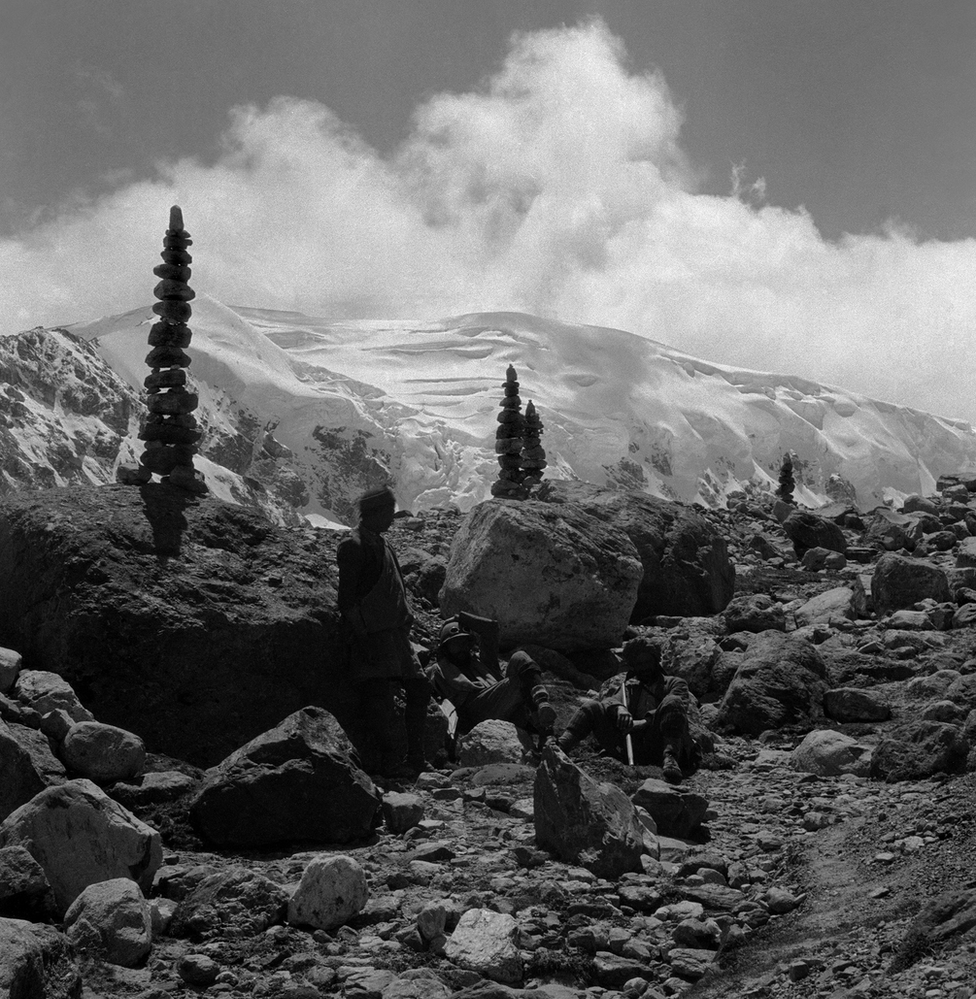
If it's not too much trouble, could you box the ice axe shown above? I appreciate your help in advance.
[619,677,634,766]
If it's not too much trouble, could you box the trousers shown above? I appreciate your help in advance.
[358,676,430,770]
[455,654,546,735]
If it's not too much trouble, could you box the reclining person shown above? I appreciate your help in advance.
[427,612,556,747]
[556,636,696,784]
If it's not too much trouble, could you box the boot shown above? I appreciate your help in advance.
[556,728,580,754]
[530,685,556,734]
[662,745,682,785]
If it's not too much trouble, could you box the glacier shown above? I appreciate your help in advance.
[0,294,968,525]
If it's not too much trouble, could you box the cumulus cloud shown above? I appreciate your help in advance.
[3,20,976,421]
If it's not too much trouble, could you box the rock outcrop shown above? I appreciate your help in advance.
[0,484,350,766]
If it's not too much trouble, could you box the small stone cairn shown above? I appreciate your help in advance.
[520,399,547,488]
[777,451,796,505]
[491,365,527,499]
[118,206,206,494]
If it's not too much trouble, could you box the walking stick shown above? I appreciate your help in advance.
[620,676,635,766]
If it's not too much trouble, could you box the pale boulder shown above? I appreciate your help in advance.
[790,730,871,777]
[63,878,152,967]
[793,586,865,628]
[457,720,532,767]
[444,907,522,984]
[12,671,93,722]
[287,854,368,931]
[61,721,146,784]
[0,779,162,917]
[440,499,642,652]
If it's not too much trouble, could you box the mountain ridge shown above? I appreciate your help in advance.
[1,299,973,523]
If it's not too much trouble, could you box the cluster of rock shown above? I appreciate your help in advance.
[0,641,811,996]
[119,205,206,495]
[7,473,976,993]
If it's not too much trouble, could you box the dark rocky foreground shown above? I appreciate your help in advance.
[1,481,976,998]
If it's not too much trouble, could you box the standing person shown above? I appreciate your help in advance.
[556,636,697,784]
[428,612,556,749]
[336,486,430,780]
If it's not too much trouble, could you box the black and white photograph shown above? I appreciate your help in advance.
[1,2,976,996]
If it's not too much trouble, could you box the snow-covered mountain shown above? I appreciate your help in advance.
[3,296,976,525]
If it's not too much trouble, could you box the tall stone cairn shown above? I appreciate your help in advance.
[491,364,527,499]
[520,399,547,490]
[123,206,207,493]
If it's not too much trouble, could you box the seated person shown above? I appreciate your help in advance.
[426,612,556,746]
[556,636,697,784]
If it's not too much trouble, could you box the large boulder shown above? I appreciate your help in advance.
[189,706,381,847]
[0,648,21,694]
[533,744,644,879]
[0,721,47,823]
[169,867,288,939]
[0,845,57,922]
[790,730,871,777]
[631,779,709,838]
[456,720,532,768]
[536,482,735,620]
[0,779,162,918]
[439,497,643,652]
[287,854,368,931]
[63,878,152,968]
[862,509,917,552]
[444,908,523,985]
[0,917,81,999]
[0,485,357,767]
[782,512,847,560]
[872,553,951,615]
[869,721,969,782]
[793,585,867,628]
[823,688,891,723]
[713,632,829,735]
[722,594,786,634]
[12,671,93,723]
[60,722,146,785]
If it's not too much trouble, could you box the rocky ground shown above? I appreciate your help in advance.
[5,486,976,998]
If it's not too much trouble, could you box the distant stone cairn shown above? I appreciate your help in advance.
[491,365,547,499]
[118,206,206,493]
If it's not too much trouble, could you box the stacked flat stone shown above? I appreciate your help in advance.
[491,364,527,499]
[520,399,547,489]
[136,206,206,493]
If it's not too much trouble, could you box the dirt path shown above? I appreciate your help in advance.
[686,773,976,998]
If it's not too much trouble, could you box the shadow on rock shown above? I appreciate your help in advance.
[139,482,195,556]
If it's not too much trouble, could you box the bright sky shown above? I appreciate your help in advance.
[4,1,976,421]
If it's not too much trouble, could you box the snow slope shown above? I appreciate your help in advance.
[67,297,976,523]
